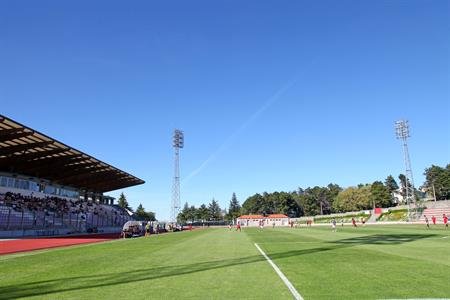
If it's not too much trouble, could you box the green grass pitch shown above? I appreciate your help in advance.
[1,225,449,299]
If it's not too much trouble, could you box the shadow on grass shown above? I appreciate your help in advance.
[0,233,436,299]
[332,233,436,245]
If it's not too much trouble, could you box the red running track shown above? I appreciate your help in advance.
[0,233,120,255]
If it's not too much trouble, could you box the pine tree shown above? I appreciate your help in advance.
[117,192,132,212]
[134,203,156,221]
[135,203,147,220]
[385,175,399,194]
[208,198,222,220]
[227,193,241,221]
[197,204,209,221]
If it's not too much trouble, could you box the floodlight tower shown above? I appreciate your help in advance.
[171,129,184,223]
[395,120,416,221]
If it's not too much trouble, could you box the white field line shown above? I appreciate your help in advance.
[254,243,303,300]
[257,241,323,244]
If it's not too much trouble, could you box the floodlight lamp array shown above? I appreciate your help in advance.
[173,129,184,148]
[395,120,410,139]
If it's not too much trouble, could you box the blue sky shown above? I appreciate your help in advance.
[1,1,449,220]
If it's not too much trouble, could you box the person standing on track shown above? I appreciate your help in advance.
[145,222,151,237]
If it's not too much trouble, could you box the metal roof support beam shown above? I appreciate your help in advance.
[0,148,70,167]
[55,167,112,183]
[40,164,106,182]
[0,141,54,156]
[19,154,86,173]
[0,131,34,143]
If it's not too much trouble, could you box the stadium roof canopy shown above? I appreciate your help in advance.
[0,114,145,193]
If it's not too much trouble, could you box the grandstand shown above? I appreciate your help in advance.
[0,114,144,237]
[419,200,450,224]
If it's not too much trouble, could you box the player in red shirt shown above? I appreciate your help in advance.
[236,223,241,232]
[443,214,448,229]
[431,216,436,225]
[351,217,357,227]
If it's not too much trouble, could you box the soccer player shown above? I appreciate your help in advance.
[236,223,241,232]
[443,214,448,229]
[351,217,357,227]
[424,215,430,229]
[331,218,337,232]
[432,215,436,225]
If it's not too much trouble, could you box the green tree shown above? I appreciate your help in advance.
[398,173,421,203]
[326,183,342,213]
[208,199,222,220]
[300,187,325,216]
[135,203,146,218]
[187,205,197,222]
[241,193,264,214]
[370,181,392,208]
[423,164,450,200]
[333,186,371,212]
[177,202,190,223]
[146,211,156,221]
[197,204,209,221]
[272,192,300,217]
[117,192,132,212]
[385,175,399,193]
[385,175,399,204]
[226,193,241,221]
[134,203,156,221]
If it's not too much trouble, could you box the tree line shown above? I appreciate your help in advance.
[119,163,449,222]
[178,163,449,222]
[241,163,449,217]
[177,193,241,223]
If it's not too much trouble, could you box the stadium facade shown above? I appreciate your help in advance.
[0,114,145,237]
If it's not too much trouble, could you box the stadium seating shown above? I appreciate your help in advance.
[0,191,133,235]
[419,208,450,223]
